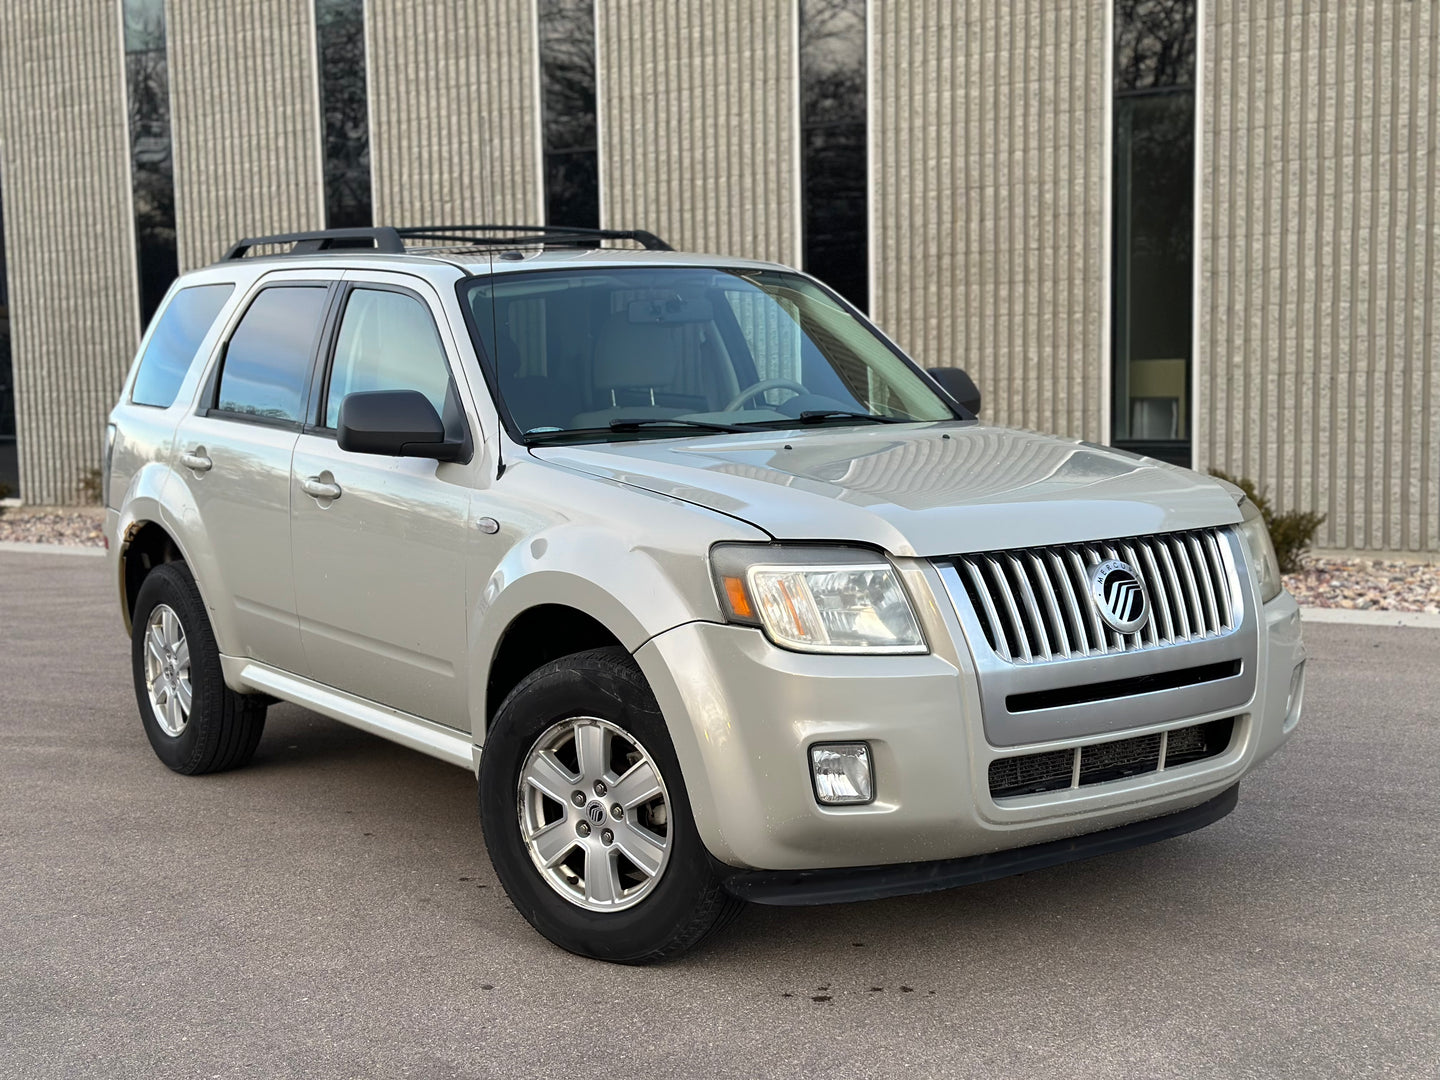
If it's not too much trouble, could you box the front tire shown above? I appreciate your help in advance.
[479,647,742,963]
[130,562,267,774]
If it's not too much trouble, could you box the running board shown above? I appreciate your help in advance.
[221,656,477,771]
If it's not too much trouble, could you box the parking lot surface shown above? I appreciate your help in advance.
[2,551,1437,1079]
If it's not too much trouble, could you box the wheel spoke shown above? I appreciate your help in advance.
[166,693,182,731]
[153,681,169,706]
[161,608,180,648]
[584,848,621,905]
[173,638,190,674]
[146,635,165,674]
[573,721,608,782]
[521,750,577,803]
[611,759,661,810]
[614,820,667,878]
[527,820,577,868]
[175,676,192,713]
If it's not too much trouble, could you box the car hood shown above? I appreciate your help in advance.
[529,422,1243,557]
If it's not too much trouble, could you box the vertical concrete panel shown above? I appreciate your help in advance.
[1199,0,1440,553]
[368,0,541,226]
[872,0,1109,441]
[0,0,136,505]
[597,0,799,264]
[168,0,323,270]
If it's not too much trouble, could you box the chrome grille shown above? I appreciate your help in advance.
[953,528,1239,664]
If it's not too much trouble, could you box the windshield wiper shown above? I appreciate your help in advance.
[795,410,908,424]
[607,417,757,434]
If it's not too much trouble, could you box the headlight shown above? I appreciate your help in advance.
[1236,498,1283,603]
[711,544,927,654]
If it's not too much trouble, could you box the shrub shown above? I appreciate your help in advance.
[1209,470,1325,574]
[77,467,103,505]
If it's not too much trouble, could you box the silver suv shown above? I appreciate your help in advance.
[104,224,1306,963]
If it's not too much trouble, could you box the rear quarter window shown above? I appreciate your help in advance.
[130,283,235,408]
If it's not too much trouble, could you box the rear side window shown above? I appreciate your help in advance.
[130,284,234,408]
[215,286,329,424]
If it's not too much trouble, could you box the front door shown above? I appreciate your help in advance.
[289,277,475,728]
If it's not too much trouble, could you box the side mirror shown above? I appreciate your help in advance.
[337,390,463,461]
[927,367,982,417]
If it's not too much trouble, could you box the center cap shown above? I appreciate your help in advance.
[1088,559,1150,633]
[586,802,607,825]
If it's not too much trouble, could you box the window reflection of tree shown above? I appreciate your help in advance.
[316,0,372,229]
[539,0,598,229]
[1115,0,1196,91]
[800,0,867,311]
[123,0,178,329]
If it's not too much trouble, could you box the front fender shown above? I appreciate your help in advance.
[467,518,761,740]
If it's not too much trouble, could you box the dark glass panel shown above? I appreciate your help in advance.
[1111,0,1196,468]
[131,284,234,408]
[0,170,14,457]
[800,0,868,312]
[217,288,329,424]
[1115,0,1197,93]
[538,0,599,229]
[315,0,372,229]
[123,0,179,331]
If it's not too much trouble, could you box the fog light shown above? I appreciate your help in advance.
[810,743,874,805]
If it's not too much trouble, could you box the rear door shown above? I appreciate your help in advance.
[288,273,476,728]
[169,275,336,669]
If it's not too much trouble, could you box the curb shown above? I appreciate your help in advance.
[1300,606,1440,629]
[0,541,106,558]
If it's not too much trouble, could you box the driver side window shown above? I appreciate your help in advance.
[324,288,454,429]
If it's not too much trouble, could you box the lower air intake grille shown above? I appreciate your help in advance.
[988,717,1236,800]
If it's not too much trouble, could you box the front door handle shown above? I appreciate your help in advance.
[180,450,212,473]
[301,476,342,501]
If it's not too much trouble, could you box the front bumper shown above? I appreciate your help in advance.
[634,563,1304,874]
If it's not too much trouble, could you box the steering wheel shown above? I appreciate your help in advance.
[723,378,810,413]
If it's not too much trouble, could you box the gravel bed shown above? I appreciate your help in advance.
[0,507,107,548]
[3,506,1438,612]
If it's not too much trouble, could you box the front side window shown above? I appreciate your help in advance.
[215,286,329,423]
[462,267,955,442]
[131,283,234,407]
[323,288,454,429]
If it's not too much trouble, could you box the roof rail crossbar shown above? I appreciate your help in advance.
[394,224,673,251]
[221,227,405,261]
[219,223,672,262]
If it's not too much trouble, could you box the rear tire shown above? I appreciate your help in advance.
[478,646,743,963]
[130,562,266,775]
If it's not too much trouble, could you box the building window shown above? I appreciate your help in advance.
[315,0,373,229]
[538,0,599,230]
[0,167,16,497]
[1111,0,1197,467]
[799,0,868,312]
[122,0,180,331]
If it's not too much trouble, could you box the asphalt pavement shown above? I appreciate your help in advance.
[1,550,1437,1079]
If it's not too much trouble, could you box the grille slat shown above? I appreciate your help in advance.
[954,529,1240,665]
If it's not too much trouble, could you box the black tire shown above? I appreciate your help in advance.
[130,561,267,775]
[479,646,743,964]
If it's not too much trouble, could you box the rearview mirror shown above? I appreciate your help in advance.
[927,367,982,417]
[337,390,463,461]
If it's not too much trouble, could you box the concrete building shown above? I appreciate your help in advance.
[0,0,1435,555]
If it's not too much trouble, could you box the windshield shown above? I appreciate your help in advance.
[460,266,957,442]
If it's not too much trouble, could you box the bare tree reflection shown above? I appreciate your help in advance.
[1115,0,1196,91]
[316,0,372,228]
[801,0,867,310]
[124,0,178,329]
[539,0,598,229]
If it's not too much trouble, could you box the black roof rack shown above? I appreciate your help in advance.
[220,224,672,261]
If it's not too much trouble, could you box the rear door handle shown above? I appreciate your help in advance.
[180,451,212,473]
[301,476,342,501]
